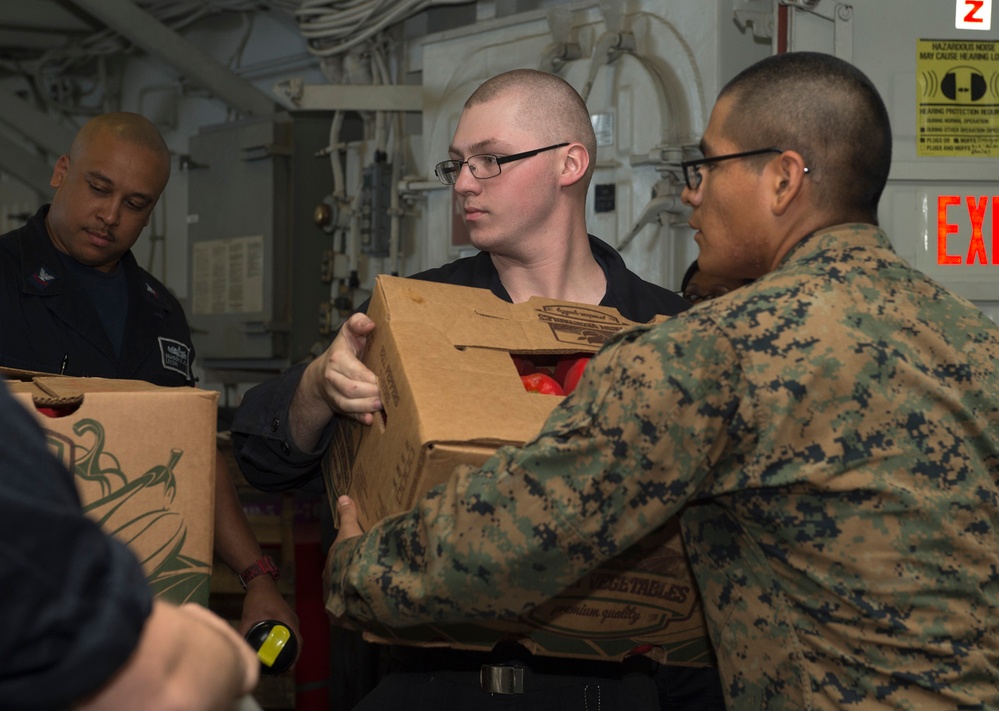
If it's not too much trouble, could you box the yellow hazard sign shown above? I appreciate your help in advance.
[916,39,999,157]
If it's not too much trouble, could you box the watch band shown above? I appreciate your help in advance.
[238,555,280,590]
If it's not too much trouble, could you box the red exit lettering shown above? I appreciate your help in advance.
[937,195,999,265]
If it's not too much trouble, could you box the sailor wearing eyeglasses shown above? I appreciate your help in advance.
[230,69,719,710]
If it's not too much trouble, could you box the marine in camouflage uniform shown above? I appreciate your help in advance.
[327,54,999,709]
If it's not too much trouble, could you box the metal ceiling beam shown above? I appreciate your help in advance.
[0,133,55,195]
[67,0,277,118]
[275,81,424,112]
[0,88,78,158]
[0,28,79,51]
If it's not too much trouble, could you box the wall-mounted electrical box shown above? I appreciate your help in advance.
[186,113,344,371]
[360,160,393,256]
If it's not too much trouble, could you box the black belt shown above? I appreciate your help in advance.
[388,641,658,695]
[433,665,598,694]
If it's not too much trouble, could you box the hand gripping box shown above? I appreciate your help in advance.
[324,275,713,664]
[5,370,217,607]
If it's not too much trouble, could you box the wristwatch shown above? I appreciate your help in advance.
[238,555,280,590]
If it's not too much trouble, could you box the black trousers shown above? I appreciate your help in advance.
[352,668,659,711]
[350,643,662,711]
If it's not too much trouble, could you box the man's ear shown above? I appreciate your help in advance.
[50,154,70,189]
[770,150,809,216]
[559,143,589,188]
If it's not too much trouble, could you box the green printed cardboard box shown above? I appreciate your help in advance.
[324,275,712,665]
[6,371,217,606]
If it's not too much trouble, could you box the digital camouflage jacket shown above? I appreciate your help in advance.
[327,223,999,710]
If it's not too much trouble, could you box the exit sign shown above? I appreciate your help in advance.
[937,195,998,265]
[956,0,993,30]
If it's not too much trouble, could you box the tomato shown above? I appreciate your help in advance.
[520,372,564,396]
[554,353,591,384]
[554,353,581,385]
[560,356,591,394]
[35,402,83,418]
[511,355,537,376]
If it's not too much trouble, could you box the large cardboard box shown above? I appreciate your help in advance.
[5,369,217,607]
[325,275,712,664]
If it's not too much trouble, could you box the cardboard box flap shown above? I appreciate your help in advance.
[7,375,174,408]
[384,321,562,446]
[2,367,77,407]
[1,366,61,381]
[7,380,83,408]
[374,275,645,354]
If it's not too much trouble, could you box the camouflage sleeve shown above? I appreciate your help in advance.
[326,315,748,628]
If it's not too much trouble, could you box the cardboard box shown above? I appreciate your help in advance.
[5,369,217,607]
[325,275,712,664]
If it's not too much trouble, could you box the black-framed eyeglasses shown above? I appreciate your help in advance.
[680,147,783,191]
[434,142,570,185]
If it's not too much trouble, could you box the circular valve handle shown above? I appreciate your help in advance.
[245,620,298,676]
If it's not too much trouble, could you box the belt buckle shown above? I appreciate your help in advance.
[480,664,525,694]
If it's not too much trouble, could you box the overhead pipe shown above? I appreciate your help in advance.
[0,132,56,195]
[0,87,77,158]
[540,7,583,74]
[67,0,277,117]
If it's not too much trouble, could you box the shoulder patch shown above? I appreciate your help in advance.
[158,337,192,380]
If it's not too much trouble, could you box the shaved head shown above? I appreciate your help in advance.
[45,111,171,272]
[719,52,892,223]
[465,69,597,187]
[72,112,171,191]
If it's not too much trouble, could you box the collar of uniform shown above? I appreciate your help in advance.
[776,223,890,272]
[590,233,690,322]
[475,234,617,306]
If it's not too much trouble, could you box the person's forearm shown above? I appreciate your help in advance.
[213,448,266,574]
[327,453,591,627]
[76,600,257,711]
[325,332,726,628]
[213,448,302,646]
[288,359,335,451]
